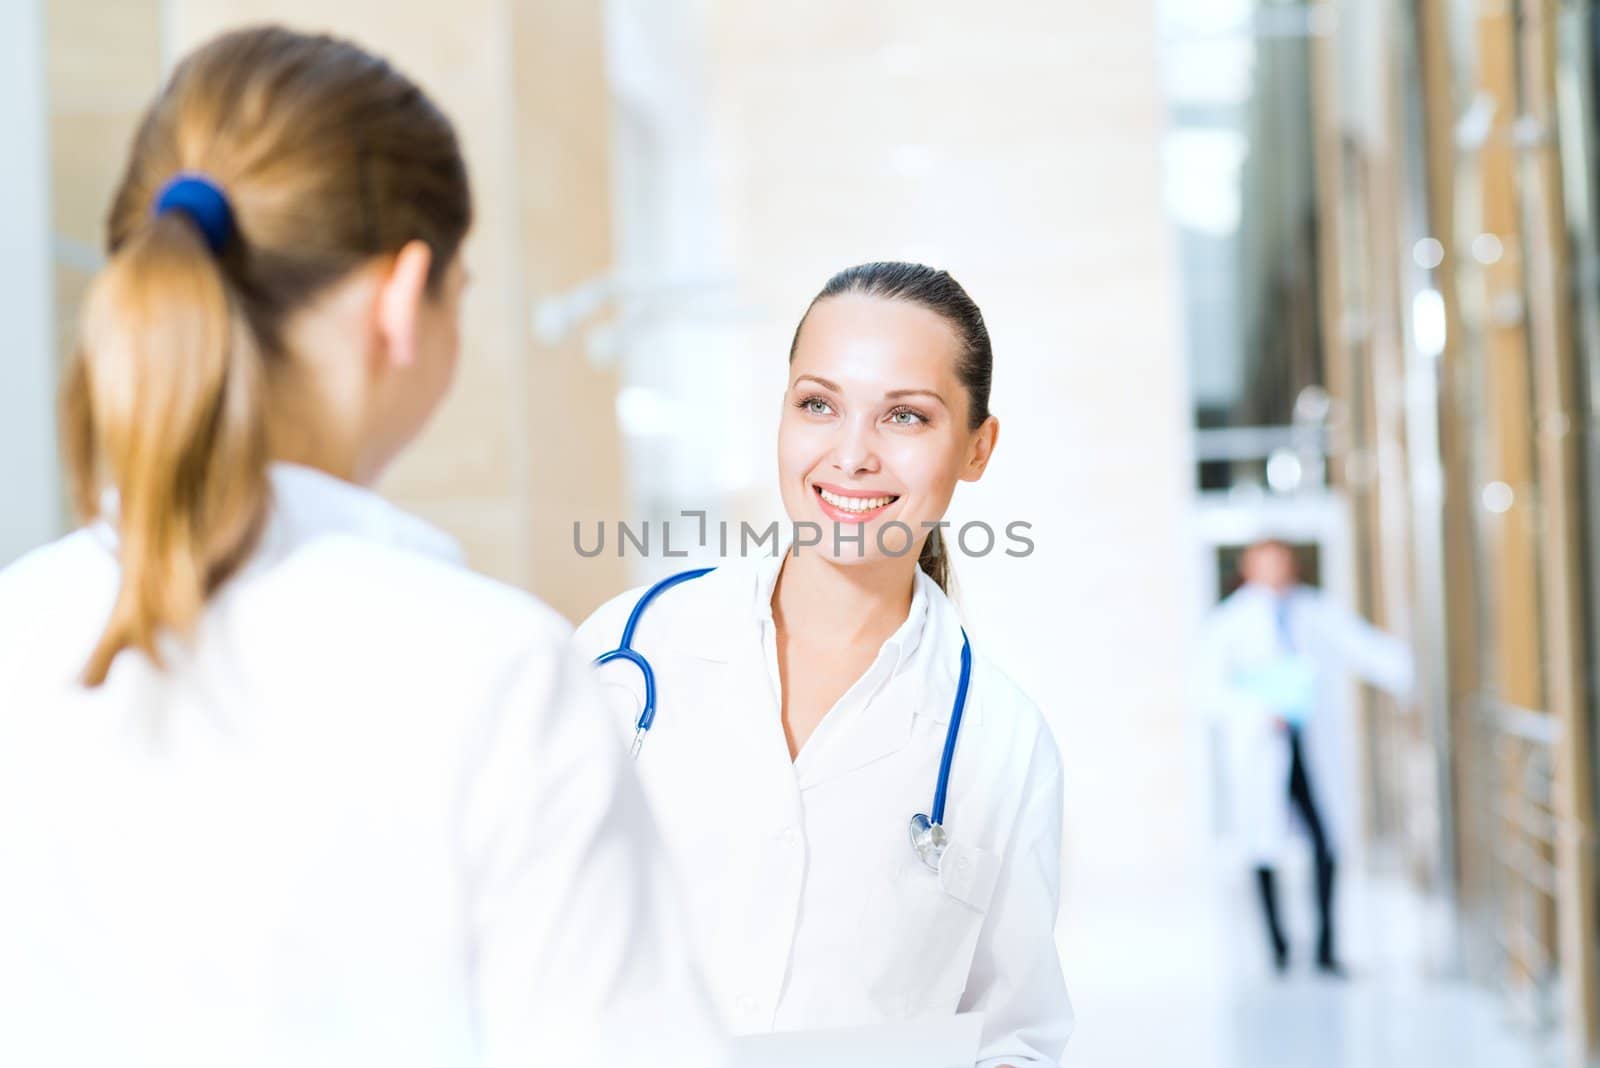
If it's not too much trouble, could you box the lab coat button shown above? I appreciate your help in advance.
[737,994,758,1016]
[777,826,797,845]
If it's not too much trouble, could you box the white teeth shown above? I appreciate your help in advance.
[818,488,896,512]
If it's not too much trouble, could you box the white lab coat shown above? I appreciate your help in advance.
[573,554,1073,1068]
[0,463,724,1068]
[1195,582,1414,865]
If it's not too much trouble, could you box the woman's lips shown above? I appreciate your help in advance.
[812,484,900,523]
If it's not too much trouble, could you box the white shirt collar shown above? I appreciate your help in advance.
[260,463,464,565]
[750,550,932,673]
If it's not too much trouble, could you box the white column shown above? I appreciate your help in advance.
[0,0,62,566]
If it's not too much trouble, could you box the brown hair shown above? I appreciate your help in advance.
[789,262,993,595]
[62,26,472,686]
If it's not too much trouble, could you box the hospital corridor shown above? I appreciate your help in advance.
[1064,867,1550,1067]
[5,0,1600,1065]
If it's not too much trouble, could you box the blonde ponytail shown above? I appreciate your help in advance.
[66,212,268,686]
[59,26,472,685]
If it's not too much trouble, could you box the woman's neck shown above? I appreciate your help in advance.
[771,547,919,650]
[267,438,359,483]
[264,386,363,484]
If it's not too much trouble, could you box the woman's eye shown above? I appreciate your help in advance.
[887,408,928,426]
[801,397,833,416]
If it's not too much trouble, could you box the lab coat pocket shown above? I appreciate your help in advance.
[856,840,1001,1018]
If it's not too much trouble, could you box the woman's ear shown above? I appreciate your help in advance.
[375,240,434,370]
[961,415,1000,482]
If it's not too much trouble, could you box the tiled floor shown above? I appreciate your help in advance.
[1057,860,1559,1068]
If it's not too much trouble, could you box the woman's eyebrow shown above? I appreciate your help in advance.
[794,376,948,409]
[885,388,948,409]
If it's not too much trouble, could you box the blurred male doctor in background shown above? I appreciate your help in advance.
[1196,539,1414,977]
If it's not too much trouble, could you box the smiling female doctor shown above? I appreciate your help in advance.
[575,262,1073,1067]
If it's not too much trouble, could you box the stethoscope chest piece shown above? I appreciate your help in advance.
[908,812,949,873]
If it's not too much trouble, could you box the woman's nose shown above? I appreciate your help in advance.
[830,416,881,474]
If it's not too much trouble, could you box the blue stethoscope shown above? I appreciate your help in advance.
[593,566,972,872]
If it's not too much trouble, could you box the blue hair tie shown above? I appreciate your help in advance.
[152,172,235,256]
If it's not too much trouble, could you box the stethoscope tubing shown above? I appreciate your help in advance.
[593,564,970,868]
[592,565,715,739]
[930,632,972,827]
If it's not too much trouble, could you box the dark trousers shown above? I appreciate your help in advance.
[1254,725,1338,967]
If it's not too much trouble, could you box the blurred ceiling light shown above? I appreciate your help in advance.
[1266,449,1304,494]
[1412,237,1445,270]
[1411,288,1447,359]
[1471,233,1504,264]
[1481,481,1514,514]
[1293,385,1332,424]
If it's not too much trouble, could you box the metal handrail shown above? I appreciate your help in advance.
[1496,798,1561,848]
[1465,690,1564,1033]
[1496,839,1561,897]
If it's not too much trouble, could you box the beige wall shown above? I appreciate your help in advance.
[47,0,627,619]
[46,0,163,423]
[508,1,633,619]
[706,2,1196,881]
[164,0,628,617]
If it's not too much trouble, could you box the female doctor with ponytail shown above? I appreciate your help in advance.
[0,26,719,1068]
[575,262,1073,1067]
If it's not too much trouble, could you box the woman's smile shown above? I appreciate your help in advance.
[812,482,902,523]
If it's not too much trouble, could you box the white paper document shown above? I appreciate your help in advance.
[728,1012,983,1068]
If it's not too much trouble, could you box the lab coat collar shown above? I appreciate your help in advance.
[649,551,968,786]
[676,551,961,788]
[659,550,937,668]
[1236,581,1308,601]
[748,550,932,674]
[791,567,967,789]
[93,462,465,571]
[257,463,465,566]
